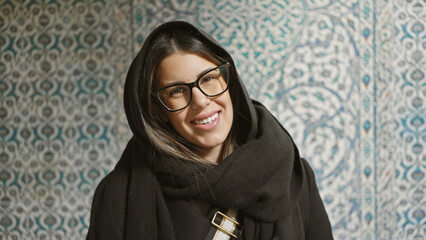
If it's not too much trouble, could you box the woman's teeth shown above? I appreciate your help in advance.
[194,112,219,125]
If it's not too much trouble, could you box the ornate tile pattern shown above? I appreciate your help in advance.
[0,0,424,239]
[392,0,425,239]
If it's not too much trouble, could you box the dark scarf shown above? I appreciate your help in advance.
[87,103,306,239]
[87,21,306,239]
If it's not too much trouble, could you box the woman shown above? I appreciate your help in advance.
[87,21,333,240]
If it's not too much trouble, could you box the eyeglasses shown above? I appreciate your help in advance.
[152,62,230,112]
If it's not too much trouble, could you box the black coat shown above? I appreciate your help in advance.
[88,148,333,239]
[165,158,333,240]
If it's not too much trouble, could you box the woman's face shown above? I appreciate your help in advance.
[155,52,233,163]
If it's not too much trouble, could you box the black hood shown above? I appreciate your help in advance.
[123,21,257,149]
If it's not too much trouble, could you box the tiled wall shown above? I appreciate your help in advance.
[1,0,424,239]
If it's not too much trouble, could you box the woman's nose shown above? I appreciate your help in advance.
[190,87,210,110]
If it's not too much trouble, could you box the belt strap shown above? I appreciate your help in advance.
[210,209,243,240]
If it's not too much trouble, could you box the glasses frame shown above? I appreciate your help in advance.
[152,62,230,112]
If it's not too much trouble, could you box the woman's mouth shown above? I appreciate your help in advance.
[193,112,219,125]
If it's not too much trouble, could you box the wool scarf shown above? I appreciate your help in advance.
[87,102,306,239]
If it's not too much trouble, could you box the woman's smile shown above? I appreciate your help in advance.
[192,111,219,125]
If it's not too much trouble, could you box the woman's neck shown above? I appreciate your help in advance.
[197,144,223,164]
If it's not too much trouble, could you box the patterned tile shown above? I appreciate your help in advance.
[0,0,424,239]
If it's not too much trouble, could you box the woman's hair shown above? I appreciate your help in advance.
[137,26,238,164]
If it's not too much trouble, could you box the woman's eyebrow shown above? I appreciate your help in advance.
[161,66,218,88]
[161,80,186,88]
[196,66,217,79]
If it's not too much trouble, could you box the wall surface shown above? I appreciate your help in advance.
[0,0,424,239]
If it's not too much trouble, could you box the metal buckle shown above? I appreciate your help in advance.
[211,211,242,239]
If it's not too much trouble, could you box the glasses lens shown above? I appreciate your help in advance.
[198,65,229,96]
[158,85,191,110]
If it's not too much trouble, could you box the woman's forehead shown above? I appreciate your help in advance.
[155,52,217,87]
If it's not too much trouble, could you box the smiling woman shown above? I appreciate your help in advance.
[87,21,333,240]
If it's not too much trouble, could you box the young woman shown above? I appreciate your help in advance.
[87,21,333,240]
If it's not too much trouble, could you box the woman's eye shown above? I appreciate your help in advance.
[201,76,216,84]
[169,87,186,96]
